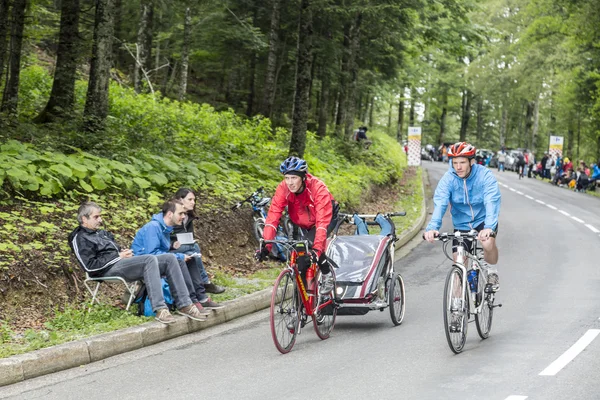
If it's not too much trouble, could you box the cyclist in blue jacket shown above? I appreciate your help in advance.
[423,142,501,292]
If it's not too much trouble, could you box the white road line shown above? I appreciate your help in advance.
[516,191,523,195]
[559,210,570,216]
[585,224,600,233]
[505,396,528,400]
[571,216,585,224]
[509,188,516,192]
[525,195,534,200]
[535,199,546,205]
[539,329,600,376]
[546,204,557,210]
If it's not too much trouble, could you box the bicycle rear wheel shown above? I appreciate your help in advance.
[253,216,265,244]
[313,270,337,340]
[270,270,299,354]
[389,273,405,326]
[475,270,494,339]
[443,266,469,354]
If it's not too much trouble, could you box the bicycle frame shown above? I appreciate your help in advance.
[265,239,335,321]
[452,236,485,316]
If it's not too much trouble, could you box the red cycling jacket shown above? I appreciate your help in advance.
[263,173,334,255]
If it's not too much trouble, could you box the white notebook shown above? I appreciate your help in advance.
[176,232,195,245]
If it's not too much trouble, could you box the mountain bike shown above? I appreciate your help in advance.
[432,231,502,354]
[231,187,293,260]
[262,238,338,354]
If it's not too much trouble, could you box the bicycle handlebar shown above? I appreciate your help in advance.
[230,187,265,210]
[338,211,407,220]
[422,230,497,241]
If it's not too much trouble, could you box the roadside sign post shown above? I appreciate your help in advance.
[407,127,422,167]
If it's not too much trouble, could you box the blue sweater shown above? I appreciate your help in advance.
[131,213,185,260]
[426,163,502,231]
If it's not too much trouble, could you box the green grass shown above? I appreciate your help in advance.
[0,265,284,358]
[0,305,153,358]
[393,168,423,234]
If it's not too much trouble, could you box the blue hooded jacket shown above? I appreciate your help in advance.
[426,163,501,232]
[131,213,185,260]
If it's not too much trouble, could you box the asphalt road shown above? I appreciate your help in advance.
[2,162,600,400]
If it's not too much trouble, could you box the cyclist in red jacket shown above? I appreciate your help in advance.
[256,156,339,292]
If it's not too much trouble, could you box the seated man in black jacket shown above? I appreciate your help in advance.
[68,201,207,324]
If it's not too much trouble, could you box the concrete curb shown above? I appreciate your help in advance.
[0,172,427,388]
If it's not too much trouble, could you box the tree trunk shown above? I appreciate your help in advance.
[82,0,115,133]
[459,89,471,142]
[260,0,280,119]
[0,0,10,88]
[476,97,483,142]
[500,102,508,147]
[409,89,415,127]
[368,95,374,126]
[288,0,313,157]
[531,95,540,151]
[437,90,448,145]
[344,13,361,139]
[178,7,191,101]
[134,0,153,93]
[334,22,351,137]
[397,92,405,142]
[1,0,26,115]
[35,0,81,123]
[316,72,329,138]
[524,100,534,149]
[246,52,257,116]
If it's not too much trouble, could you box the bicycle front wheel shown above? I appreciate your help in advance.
[270,270,299,354]
[475,270,494,339]
[253,216,265,244]
[313,270,337,340]
[389,273,405,326]
[443,266,469,354]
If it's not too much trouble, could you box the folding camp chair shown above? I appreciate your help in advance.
[83,273,139,312]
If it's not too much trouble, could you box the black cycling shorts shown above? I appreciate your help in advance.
[452,222,499,253]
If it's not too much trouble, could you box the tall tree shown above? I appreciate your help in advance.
[344,13,362,138]
[35,0,81,123]
[0,0,10,88]
[289,0,313,157]
[260,0,281,119]
[134,0,154,93]
[397,90,405,142]
[459,89,471,141]
[1,0,26,115]
[82,0,116,133]
[178,7,191,101]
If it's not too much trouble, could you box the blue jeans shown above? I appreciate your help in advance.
[171,243,209,284]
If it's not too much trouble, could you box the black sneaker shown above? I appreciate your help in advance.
[204,282,226,294]
[486,273,500,293]
[200,298,225,310]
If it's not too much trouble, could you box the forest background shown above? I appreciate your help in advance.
[0,0,599,354]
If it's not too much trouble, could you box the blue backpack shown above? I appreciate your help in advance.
[134,278,175,317]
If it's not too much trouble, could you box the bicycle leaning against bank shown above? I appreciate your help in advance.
[260,238,338,354]
[431,230,502,354]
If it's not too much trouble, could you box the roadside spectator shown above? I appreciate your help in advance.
[441,145,448,162]
[498,150,506,172]
[545,154,554,180]
[541,153,549,179]
[575,167,590,191]
[132,199,224,310]
[354,126,372,149]
[527,151,535,178]
[563,157,573,174]
[170,188,226,295]
[68,202,206,324]
[516,152,526,179]
[523,151,530,178]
